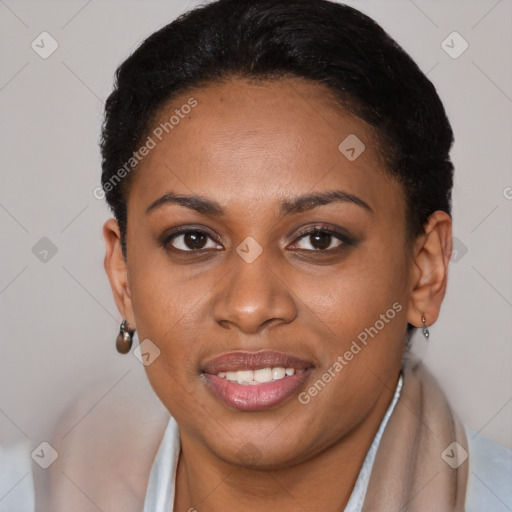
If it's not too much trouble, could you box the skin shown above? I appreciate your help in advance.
[103,77,452,511]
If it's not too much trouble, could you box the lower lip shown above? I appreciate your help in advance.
[203,370,312,411]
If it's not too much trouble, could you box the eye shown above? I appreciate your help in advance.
[160,225,353,255]
[290,226,352,252]
[161,228,223,252]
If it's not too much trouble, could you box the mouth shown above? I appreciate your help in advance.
[201,350,314,411]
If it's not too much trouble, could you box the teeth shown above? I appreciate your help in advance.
[216,367,300,384]
[254,368,273,383]
[236,370,254,383]
[272,367,286,380]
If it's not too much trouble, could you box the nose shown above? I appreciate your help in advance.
[211,251,297,334]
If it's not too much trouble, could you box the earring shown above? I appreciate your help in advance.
[421,315,430,339]
[116,319,135,354]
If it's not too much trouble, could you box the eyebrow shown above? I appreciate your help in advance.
[145,189,373,216]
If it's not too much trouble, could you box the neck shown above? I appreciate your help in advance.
[174,373,399,512]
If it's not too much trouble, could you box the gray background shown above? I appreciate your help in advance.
[1,0,511,504]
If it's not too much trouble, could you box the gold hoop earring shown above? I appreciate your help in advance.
[421,315,430,340]
[116,319,135,354]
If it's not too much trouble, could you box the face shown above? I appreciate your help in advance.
[118,77,415,467]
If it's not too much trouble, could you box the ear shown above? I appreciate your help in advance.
[407,211,452,329]
[103,218,136,327]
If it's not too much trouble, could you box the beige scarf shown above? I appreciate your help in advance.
[362,359,469,511]
[47,359,469,511]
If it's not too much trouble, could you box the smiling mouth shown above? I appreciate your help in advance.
[215,367,306,385]
[201,350,314,411]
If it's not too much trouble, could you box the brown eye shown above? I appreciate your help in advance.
[163,229,222,252]
[290,226,354,252]
[309,231,335,250]
[183,232,208,249]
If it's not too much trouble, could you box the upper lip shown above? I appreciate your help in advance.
[202,350,314,374]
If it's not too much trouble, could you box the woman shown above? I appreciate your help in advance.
[97,0,511,510]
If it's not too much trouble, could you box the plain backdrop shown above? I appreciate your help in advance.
[1,0,511,505]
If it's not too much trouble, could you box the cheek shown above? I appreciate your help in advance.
[293,260,408,438]
[128,254,230,411]
[295,246,408,342]
[130,266,210,424]
[129,244,208,334]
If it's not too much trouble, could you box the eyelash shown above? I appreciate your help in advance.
[160,224,354,255]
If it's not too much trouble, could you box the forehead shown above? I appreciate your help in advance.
[128,77,403,219]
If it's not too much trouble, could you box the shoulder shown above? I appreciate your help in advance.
[465,426,512,511]
[45,368,170,512]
